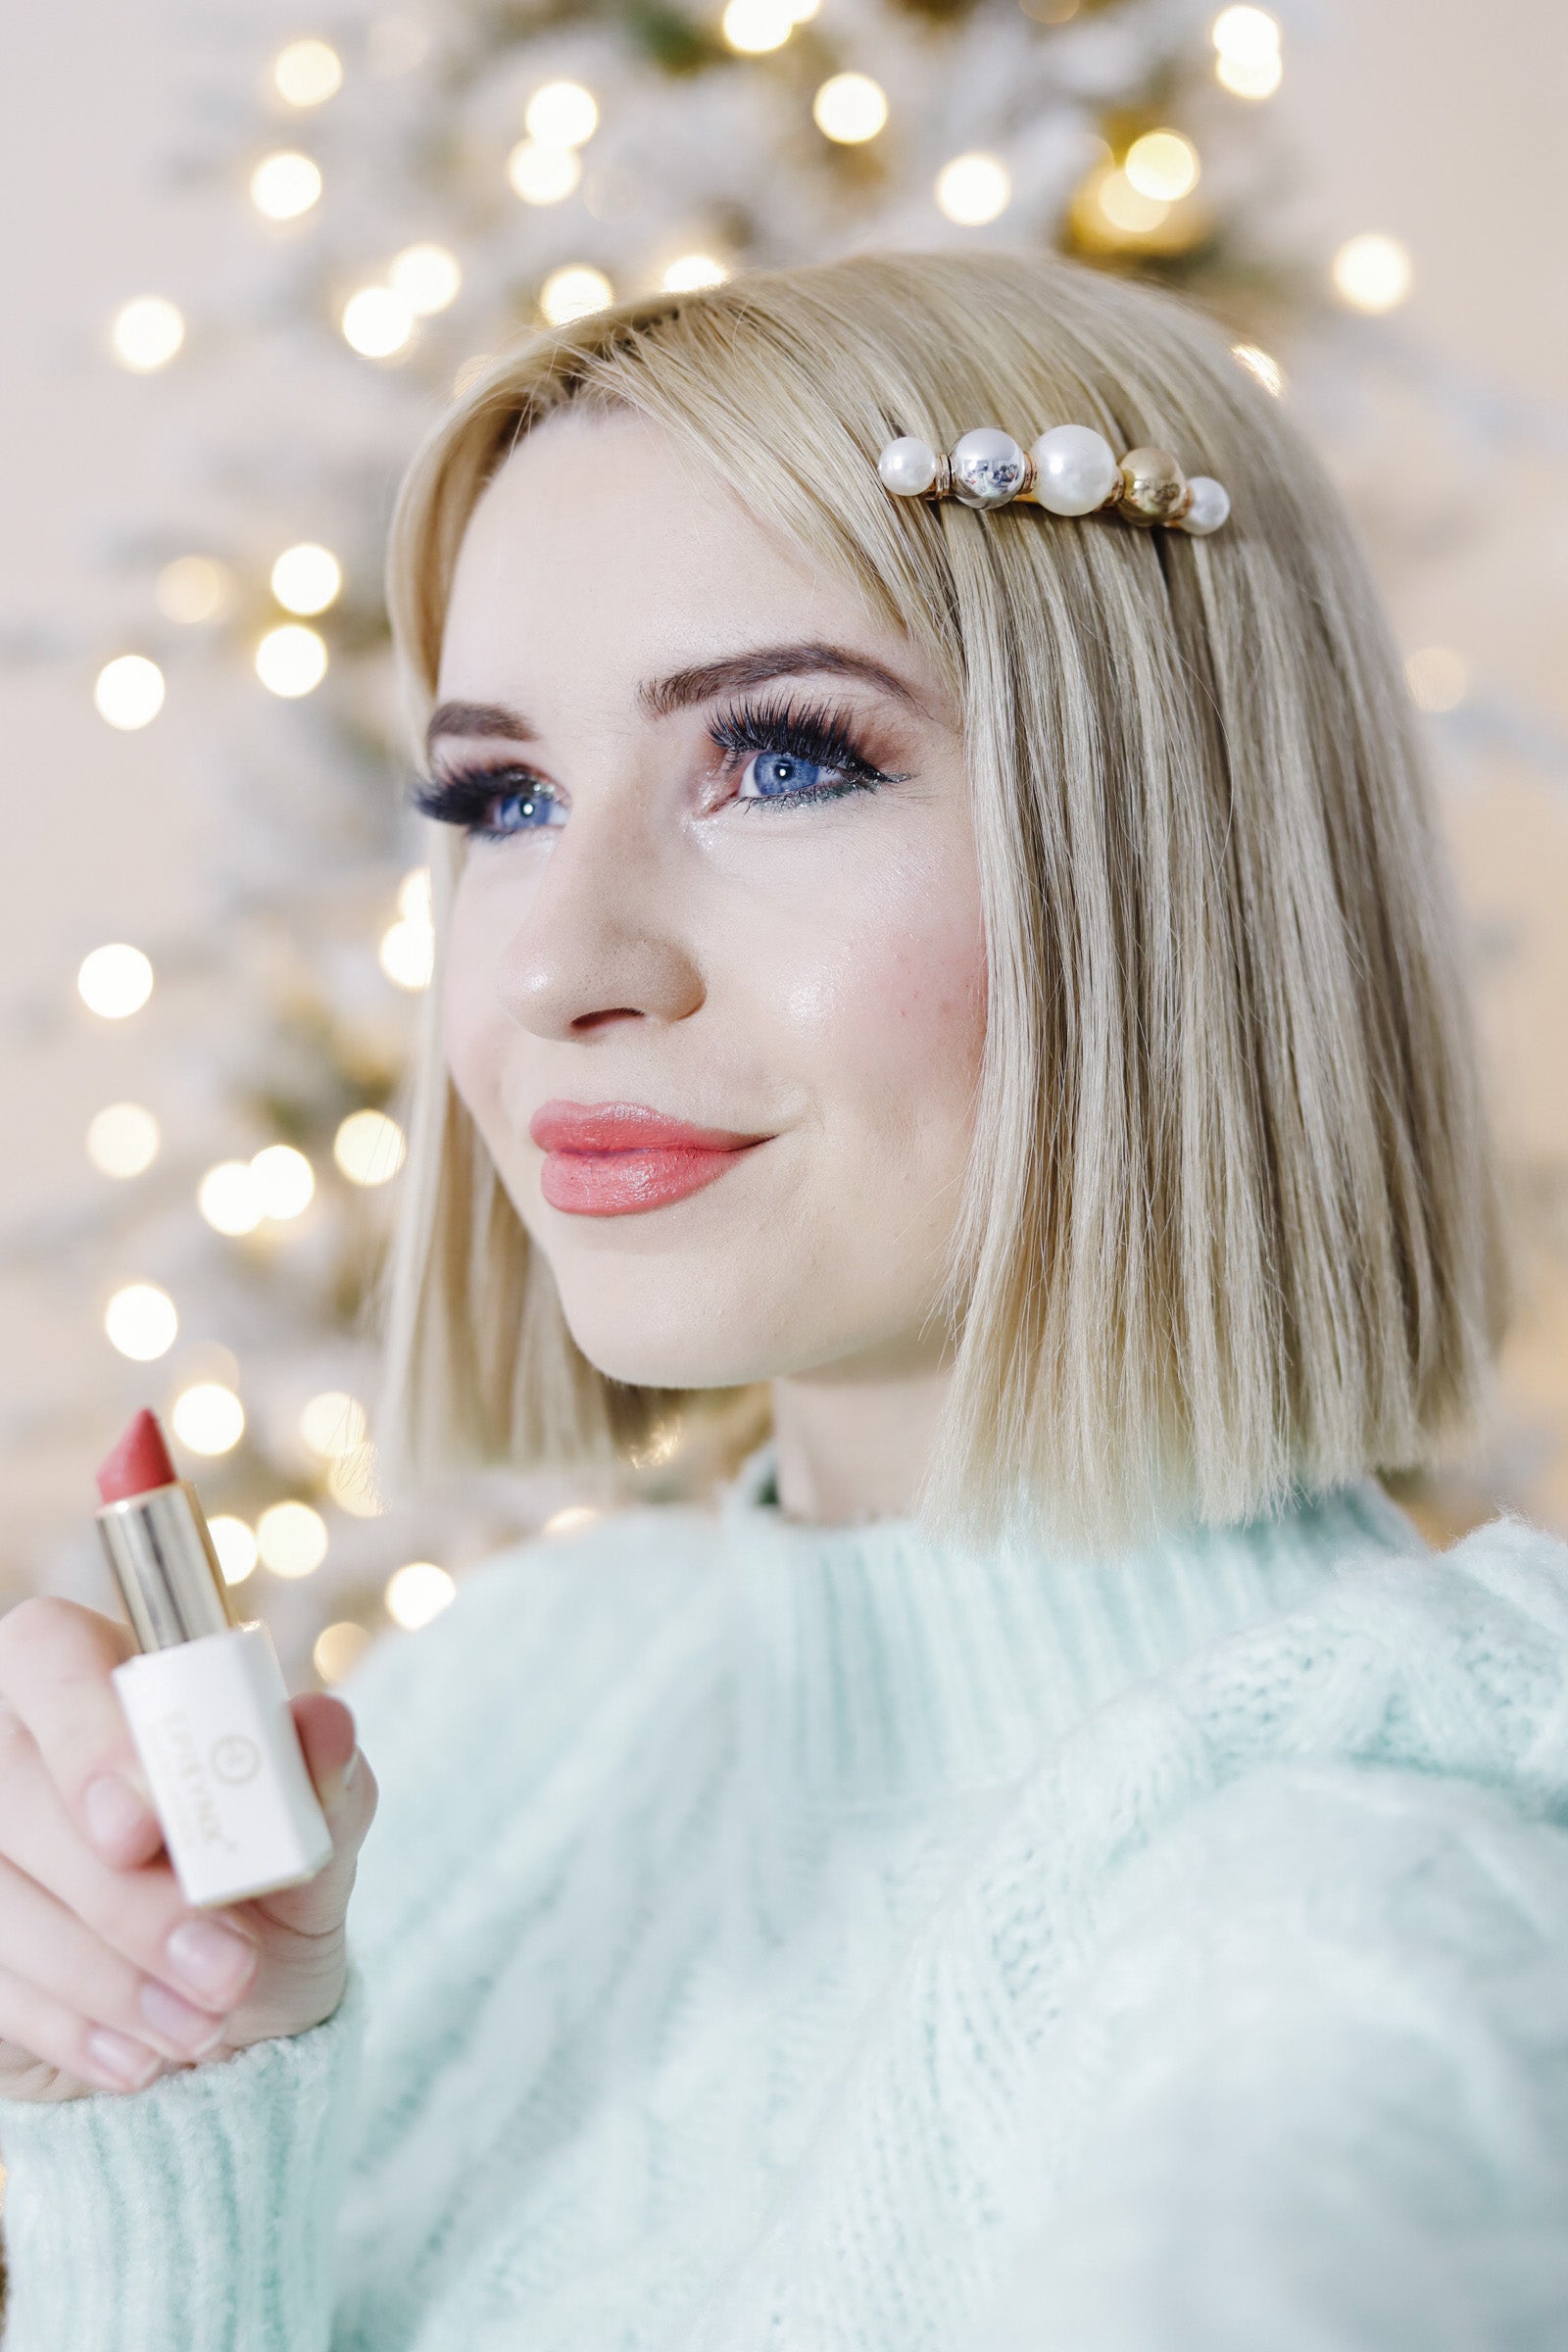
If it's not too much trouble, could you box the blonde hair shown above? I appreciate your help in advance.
[370,246,1511,1551]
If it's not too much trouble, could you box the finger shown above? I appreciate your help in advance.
[0,1597,163,1867]
[0,1848,227,2068]
[0,1728,262,2013]
[291,1691,357,1800]
[241,1700,377,1942]
[0,1959,166,2097]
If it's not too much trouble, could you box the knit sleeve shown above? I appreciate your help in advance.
[975,1752,1568,2352]
[0,1955,366,2350]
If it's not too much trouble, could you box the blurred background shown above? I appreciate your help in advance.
[1,0,1565,1699]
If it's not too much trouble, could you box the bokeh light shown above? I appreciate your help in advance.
[86,1102,161,1179]
[155,556,234,623]
[256,622,328,696]
[385,1561,457,1629]
[250,152,322,220]
[171,1382,246,1455]
[523,80,599,145]
[333,1108,408,1187]
[250,1144,316,1220]
[272,38,342,107]
[258,1499,329,1578]
[77,944,154,1019]
[812,74,888,143]
[389,242,462,314]
[1211,6,1282,97]
[379,912,434,990]
[1123,130,1200,202]
[104,1282,177,1362]
[110,297,184,371]
[270,544,342,614]
[94,655,165,730]
[721,0,795,51]
[198,1160,266,1237]
[326,1444,384,1516]
[539,265,612,323]
[661,254,728,291]
[341,285,415,355]
[209,1516,260,1587]
[507,139,582,205]
[1090,166,1167,234]
[934,154,1011,226]
[315,1620,373,1683]
[300,1391,369,1457]
[1332,232,1412,312]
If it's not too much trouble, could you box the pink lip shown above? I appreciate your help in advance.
[529,1099,772,1218]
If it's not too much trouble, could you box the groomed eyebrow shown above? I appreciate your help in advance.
[423,640,926,760]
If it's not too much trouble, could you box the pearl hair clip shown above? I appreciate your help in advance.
[877,424,1231,535]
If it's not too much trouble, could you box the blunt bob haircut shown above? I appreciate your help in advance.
[371,245,1511,1552]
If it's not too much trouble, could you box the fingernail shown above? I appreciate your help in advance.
[85,2027,161,2089]
[165,1918,258,2003]
[340,1748,361,1792]
[139,1978,227,2056]
[84,1774,154,1856]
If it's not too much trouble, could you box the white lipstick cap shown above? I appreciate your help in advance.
[113,1620,335,1908]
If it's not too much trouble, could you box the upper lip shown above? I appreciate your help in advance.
[528,1100,771,1153]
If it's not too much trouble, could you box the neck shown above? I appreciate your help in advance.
[767,1349,954,1526]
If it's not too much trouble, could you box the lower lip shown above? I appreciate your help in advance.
[540,1140,767,1217]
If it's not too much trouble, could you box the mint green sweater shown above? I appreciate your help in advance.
[3,1438,1568,2349]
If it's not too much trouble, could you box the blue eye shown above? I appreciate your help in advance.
[484,787,561,833]
[408,767,564,843]
[739,750,831,801]
[715,694,901,811]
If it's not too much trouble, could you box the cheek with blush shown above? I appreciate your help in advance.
[769,854,989,1205]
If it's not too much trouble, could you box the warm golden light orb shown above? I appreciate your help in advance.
[934,154,1011,226]
[111,297,185,371]
[104,1282,177,1363]
[272,38,343,107]
[77,944,154,1018]
[87,1102,161,1179]
[94,655,165,730]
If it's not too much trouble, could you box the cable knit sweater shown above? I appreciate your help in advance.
[2,1438,1568,2350]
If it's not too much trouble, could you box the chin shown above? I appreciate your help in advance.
[554,1277,785,1393]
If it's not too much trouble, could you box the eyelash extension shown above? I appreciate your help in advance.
[708,692,900,812]
[407,764,548,837]
[407,692,902,840]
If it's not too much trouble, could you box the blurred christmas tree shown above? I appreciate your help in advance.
[5,0,1562,1685]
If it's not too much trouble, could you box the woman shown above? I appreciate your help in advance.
[1,248,1566,2349]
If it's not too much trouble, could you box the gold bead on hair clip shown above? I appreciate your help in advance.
[877,425,1230,535]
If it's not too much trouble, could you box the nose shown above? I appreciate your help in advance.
[493,798,706,1040]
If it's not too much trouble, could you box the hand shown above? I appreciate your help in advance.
[0,1595,378,2103]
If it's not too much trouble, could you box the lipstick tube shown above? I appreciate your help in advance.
[95,1428,334,1909]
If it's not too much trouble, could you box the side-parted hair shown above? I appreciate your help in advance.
[372,245,1511,1552]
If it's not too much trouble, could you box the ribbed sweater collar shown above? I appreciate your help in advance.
[717,1437,1427,1815]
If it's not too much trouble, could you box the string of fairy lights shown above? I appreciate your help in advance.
[74,6,1472,1687]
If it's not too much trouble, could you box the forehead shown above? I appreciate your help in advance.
[436,406,880,703]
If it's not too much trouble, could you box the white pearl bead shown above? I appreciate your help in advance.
[1028,424,1119,516]
[1180,475,1230,535]
[949,427,1028,509]
[878,436,939,496]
